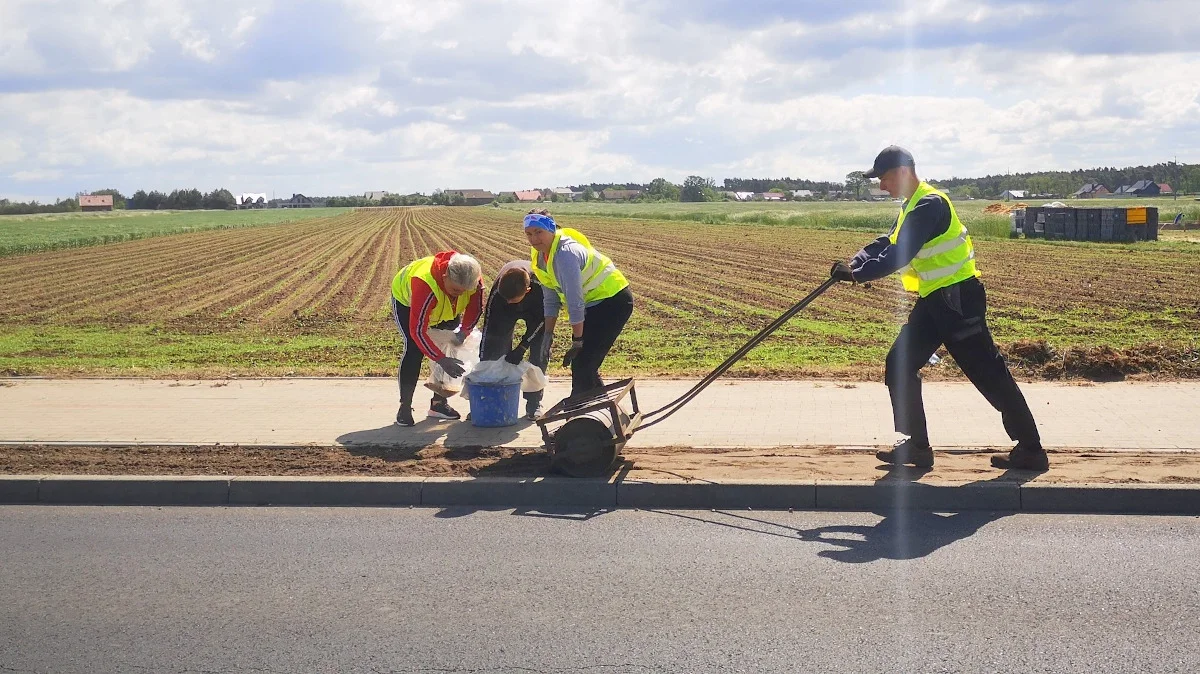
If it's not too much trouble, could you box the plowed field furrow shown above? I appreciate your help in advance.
[406,212,442,261]
[0,231,290,315]
[142,217,380,321]
[134,226,351,321]
[224,216,386,320]
[4,221,331,320]
[285,216,396,318]
[0,215,348,286]
[396,210,428,263]
[5,209,1200,381]
[425,210,524,266]
[26,222,344,322]
[344,211,404,317]
[258,215,391,318]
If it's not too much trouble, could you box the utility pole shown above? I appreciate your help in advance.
[1174,155,1179,201]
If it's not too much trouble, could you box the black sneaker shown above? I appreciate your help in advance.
[427,400,461,421]
[877,438,935,468]
[990,442,1049,471]
[395,406,415,427]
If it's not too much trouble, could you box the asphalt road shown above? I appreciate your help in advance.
[2,506,1198,673]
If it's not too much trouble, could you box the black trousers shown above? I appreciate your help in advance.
[885,277,1040,447]
[571,287,634,397]
[391,299,451,409]
[480,284,548,404]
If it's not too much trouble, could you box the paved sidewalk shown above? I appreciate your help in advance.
[2,378,1197,450]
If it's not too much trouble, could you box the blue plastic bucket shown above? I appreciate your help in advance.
[468,381,522,427]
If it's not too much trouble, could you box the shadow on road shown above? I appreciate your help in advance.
[647,469,1037,561]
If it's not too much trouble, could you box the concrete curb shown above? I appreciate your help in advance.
[2,475,1199,514]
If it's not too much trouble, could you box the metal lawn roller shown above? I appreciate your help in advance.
[536,277,840,477]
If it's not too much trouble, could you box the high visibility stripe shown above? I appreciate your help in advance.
[915,226,969,259]
[582,261,616,293]
[917,250,976,281]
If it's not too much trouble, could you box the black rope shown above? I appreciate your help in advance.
[637,277,839,431]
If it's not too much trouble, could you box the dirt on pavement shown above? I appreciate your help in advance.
[3,444,1199,485]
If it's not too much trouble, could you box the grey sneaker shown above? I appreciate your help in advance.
[524,399,542,421]
[876,438,935,468]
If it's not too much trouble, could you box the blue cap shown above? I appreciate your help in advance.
[523,213,557,233]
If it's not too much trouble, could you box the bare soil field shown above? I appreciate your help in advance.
[3,444,1198,485]
[1,206,1198,379]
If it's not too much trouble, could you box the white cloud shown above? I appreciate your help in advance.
[12,169,63,182]
[1,0,1198,200]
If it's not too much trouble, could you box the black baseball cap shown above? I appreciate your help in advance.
[863,145,916,179]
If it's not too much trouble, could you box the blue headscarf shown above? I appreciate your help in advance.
[523,212,557,234]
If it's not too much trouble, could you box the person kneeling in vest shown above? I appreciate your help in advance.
[831,146,1047,471]
[523,210,634,402]
[480,260,549,420]
[390,251,483,427]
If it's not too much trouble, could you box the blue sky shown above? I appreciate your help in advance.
[1,0,1197,201]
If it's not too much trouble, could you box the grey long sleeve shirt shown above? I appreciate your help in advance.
[539,236,591,324]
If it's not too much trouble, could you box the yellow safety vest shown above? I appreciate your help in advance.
[391,256,476,325]
[530,228,628,307]
[888,182,980,297]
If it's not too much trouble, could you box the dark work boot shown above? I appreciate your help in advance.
[991,442,1049,471]
[877,438,935,468]
[524,392,543,421]
[395,405,415,427]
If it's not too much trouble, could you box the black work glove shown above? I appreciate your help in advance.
[505,345,527,365]
[436,357,465,379]
[561,338,584,367]
[830,261,856,283]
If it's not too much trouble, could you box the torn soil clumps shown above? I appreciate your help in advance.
[1002,340,1200,381]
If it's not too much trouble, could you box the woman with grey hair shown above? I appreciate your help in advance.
[390,251,483,426]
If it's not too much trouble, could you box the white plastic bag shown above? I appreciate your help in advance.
[425,328,482,396]
[459,358,549,399]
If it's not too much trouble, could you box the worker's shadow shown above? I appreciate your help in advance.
[794,468,1034,563]
[336,414,536,461]
[433,458,632,521]
[650,468,1035,563]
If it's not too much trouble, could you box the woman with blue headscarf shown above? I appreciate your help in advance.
[523,209,634,401]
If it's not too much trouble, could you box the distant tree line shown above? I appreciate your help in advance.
[325,193,440,207]
[722,177,843,192]
[127,188,237,210]
[0,197,80,215]
[930,162,1199,198]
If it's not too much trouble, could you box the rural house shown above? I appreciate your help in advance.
[1158,183,1173,195]
[868,188,891,201]
[1071,183,1109,198]
[514,190,543,203]
[1001,190,1027,201]
[759,192,785,201]
[551,187,581,201]
[447,189,496,206]
[278,193,322,208]
[733,191,756,201]
[79,194,113,211]
[1114,180,1160,197]
[791,189,815,200]
[236,193,267,208]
